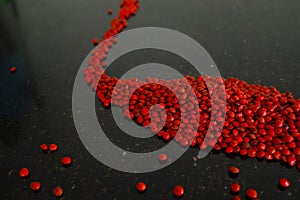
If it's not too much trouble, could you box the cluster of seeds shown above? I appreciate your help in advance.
[19,143,72,197]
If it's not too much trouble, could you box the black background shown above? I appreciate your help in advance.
[0,0,300,199]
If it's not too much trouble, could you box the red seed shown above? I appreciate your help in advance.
[230,183,241,193]
[19,168,30,178]
[246,189,258,199]
[53,187,64,197]
[9,66,16,73]
[158,153,167,161]
[232,196,241,200]
[49,143,58,152]
[279,178,290,188]
[173,185,184,197]
[92,38,98,45]
[61,157,72,166]
[228,166,240,175]
[40,144,48,152]
[107,8,112,15]
[30,181,41,191]
[136,182,147,192]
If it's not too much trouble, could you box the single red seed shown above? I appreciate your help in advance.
[92,38,98,45]
[53,187,64,197]
[158,153,167,161]
[136,182,147,192]
[61,157,72,166]
[228,166,240,175]
[230,183,241,193]
[9,66,16,73]
[245,189,258,199]
[173,185,184,197]
[19,168,30,178]
[40,143,48,151]
[107,8,112,15]
[232,196,241,200]
[279,178,290,188]
[49,143,58,152]
[30,181,41,191]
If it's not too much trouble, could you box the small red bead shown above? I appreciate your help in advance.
[92,38,98,45]
[9,66,16,73]
[40,144,48,152]
[279,178,290,188]
[232,196,241,200]
[136,182,147,192]
[228,166,240,175]
[19,168,30,178]
[53,187,64,197]
[246,189,258,199]
[61,157,72,166]
[230,183,241,193]
[49,143,58,152]
[158,153,167,161]
[173,185,184,197]
[30,181,41,191]
[107,8,112,15]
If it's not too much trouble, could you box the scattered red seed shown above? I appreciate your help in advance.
[49,143,58,152]
[92,38,98,45]
[9,66,16,73]
[136,182,147,192]
[279,178,290,188]
[40,143,48,152]
[53,186,64,197]
[228,166,240,175]
[107,8,112,15]
[158,153,167,161]
[173,185,184,197]
[232,196,241,200]
[19,168,30,178]
[230,183,241,193]
[30,181,41,191]
[61,157,72,166]
[245,189,258,199]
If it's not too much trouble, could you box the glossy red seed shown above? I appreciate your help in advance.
[158,153,167,161]
[92,38,98,45]
[173,185,184,197]
[288,156,296,166]
[246,189,258,199]
[230,183,241,193]
[53,187,64,197]
[136,182,147,192]
[9,66,16,73]
[232,196,241,200]
[228,166,240,175]
[107,8,112,15]
[19,168,30,178]
[30,182,41,191]
[61,157,72,166]
[40,144,48,151]
[49,143,58,152]
[279,178,290,188]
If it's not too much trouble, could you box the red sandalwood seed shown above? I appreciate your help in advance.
[232,196,241,200]
[30,181,41,191]
[49,143,58,152]
[61,157,72,166]
[19,168,30,178]
[228,166,240,175]
[279,178,290,188]
[246,189,258,199]
[173,185,184,197]
[107,8,112,15]
[158,153,167,161]
[40,144,48,152]
[230,183,241,193]
[53,187,64,197]
[9,66,16,73]
[136,182,147,192]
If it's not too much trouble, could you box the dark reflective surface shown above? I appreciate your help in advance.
[0,0,300,199]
